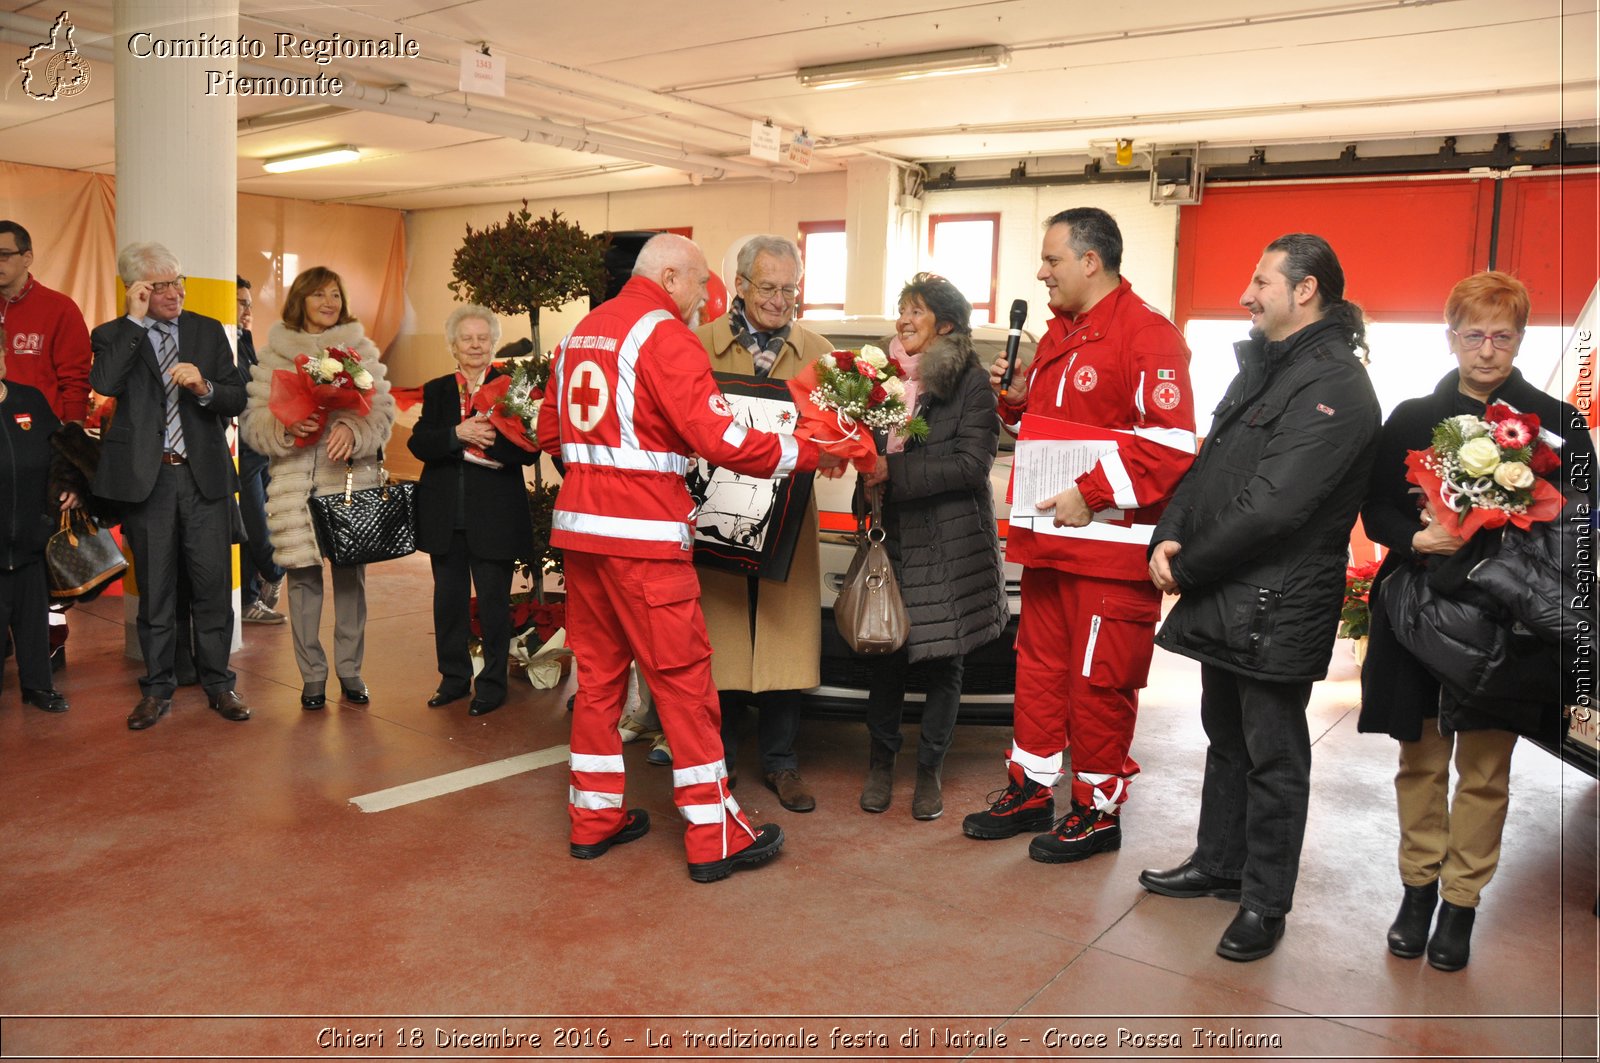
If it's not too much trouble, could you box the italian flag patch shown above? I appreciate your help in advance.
[1156,369,1176,380]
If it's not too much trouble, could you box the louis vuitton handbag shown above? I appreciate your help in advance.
[308,450,416,567]
[833,485,909,655]
[46,510,128,599]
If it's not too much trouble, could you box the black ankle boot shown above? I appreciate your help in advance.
[860,742,894,813]
[1426,899,1475,971]
[1387,880,1438,959]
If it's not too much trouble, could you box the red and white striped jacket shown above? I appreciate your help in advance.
[537,277,819,560]
[1002,277,1198,582]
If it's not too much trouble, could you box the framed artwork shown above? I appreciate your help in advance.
[689,373,813,580]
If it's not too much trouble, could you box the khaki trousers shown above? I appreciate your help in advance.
[1394,725,1518,908]
[286,563,366,688]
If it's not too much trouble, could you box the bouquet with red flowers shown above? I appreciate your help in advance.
[787,345,928,473]
[1339,559,1381,639]
[1404,403,1563,540]
[267,345,375,447]
[470,358,545,452]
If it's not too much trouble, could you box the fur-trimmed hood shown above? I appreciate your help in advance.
[877,332,981,405]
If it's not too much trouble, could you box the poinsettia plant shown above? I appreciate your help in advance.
[1339,560,1381,639]
[1404,403,1564,540]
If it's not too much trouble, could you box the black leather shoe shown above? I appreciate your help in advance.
[428,688,469,708]
[468,697,504,716]
[688,823,784,883]
[127,696,171,731]
[339,679,369,704]
[1388,881,1439,959]
[21,687,69,713]
[1138,859,1244,900]
[301,689,327,710]
[1427,900,1475,971]
[1216,907,1286,962]
[570,809,651,859]
[207,690,252,721]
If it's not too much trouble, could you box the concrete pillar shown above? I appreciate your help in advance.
[113,1,242,657]
[843,158,920,317]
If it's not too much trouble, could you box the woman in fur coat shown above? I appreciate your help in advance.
[238,267,396,709]
[859,273,1006,820]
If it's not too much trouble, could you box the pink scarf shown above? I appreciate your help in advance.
[887,336,923,453]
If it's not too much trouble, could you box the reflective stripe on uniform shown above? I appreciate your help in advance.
[1081,614,1102,678]
[673,760,727,787]
[561,443,689,474]
[1101,452,1139,510]
[570,752,625,774]
[614,310,673,453]
[679,801,728,825]
[721,422,748,449]
[1132,425,1198,453]
[774,433,798,477]
[1009,744,1063,776]
[554,510,691,547]
[570,786,625,810]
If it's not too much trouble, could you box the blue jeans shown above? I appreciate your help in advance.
[1192,664,1313,917]
[237,458,283,607]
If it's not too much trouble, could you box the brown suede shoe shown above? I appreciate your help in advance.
[127,696,171,731]
[207,690,252,722]
[764,768,816,813]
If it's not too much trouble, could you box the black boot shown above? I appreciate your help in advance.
[1387,880,1438,959]
[860,742,894,813]
[911,763,943,820]
[1427,900,1475,971]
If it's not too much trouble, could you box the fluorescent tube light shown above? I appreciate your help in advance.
[262,145,362,174]
[797,46,1010,90]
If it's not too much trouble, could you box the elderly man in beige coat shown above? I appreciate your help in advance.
[694,235,834,811]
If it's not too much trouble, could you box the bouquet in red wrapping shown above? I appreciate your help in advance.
[268,345,374,447]
[1404,403,1563,541]
[787,345,928,473]
[471,359,545,452]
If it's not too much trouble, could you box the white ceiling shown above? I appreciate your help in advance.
[1,0,1594,211]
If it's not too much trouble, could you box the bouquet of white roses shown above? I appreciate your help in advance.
[269,345,375,447]
[1405,403,1563,540]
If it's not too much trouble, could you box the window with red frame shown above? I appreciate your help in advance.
[798,220,846,319]
[927,212,999,324]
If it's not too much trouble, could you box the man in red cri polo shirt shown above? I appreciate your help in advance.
[963,207,1197,863]
[538,233,842,882]
[0,221,91,423]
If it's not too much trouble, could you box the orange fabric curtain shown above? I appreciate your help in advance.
[0,162,406,354]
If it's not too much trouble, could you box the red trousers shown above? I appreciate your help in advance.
[1011,567,1162,812]
[563,551,757,864]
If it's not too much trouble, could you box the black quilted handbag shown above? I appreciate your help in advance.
[307,452,416,567]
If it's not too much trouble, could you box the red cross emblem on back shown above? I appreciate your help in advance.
[566,360,611,432]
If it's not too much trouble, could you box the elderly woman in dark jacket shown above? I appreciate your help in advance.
[860,273,1006,820]
[1358,271,1597,972]
[407,305,538,717]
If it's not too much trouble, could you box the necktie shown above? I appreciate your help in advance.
[151,321,185,457]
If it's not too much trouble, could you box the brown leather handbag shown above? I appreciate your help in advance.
[46,510,128,599]
[833,487,909,655]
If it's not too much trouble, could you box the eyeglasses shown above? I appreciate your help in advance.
[149,278,186,294]
[0,249,26,261]
[741,276,799,301]
[1452,329,1520,351]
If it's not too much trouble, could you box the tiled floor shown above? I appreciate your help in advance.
[1,554,1595,1062]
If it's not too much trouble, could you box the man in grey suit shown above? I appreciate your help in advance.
[90,242,252,730]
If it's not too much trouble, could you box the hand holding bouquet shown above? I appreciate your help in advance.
[787,345,928,473]
[268,345,375,447]
[471,357,546,452]
[1404,403,1563,540]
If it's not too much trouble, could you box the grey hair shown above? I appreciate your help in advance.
[116,241,181,285]
[631,232,701,279]
[735,235,803,281]
[445,303,501,348]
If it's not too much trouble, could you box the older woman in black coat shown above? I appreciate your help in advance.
[859,273,1006,820]
[1358,271,1597,972]
[407,305,537,716]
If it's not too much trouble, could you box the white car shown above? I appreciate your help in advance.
[799,316,1036,719]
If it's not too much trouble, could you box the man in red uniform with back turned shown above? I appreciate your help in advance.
[0,221,91,423]
[962,207,1197,863]
[538,233,841,883]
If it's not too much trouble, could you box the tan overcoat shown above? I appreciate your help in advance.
[693,315,835,692]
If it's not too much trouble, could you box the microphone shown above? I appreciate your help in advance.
[998,298,1028,395]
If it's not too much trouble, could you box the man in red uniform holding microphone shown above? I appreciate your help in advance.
[962,208,1197,863]
[538,233,840,882]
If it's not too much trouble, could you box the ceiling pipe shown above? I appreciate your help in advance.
[0,13,795,184]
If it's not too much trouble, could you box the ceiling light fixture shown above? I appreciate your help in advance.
[261,145,362,174]
[797,46,1011,90]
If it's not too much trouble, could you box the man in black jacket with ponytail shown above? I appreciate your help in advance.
[1141,234,1381,962]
